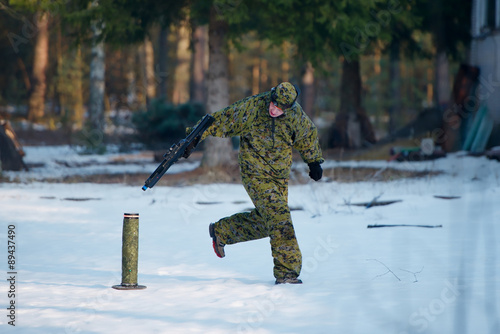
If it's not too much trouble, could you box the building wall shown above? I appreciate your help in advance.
[470,0,500,123]
[470,34,500,123]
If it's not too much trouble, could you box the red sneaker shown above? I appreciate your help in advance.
[209,223,225,258]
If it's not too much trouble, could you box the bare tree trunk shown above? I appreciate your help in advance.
[435,50,450,107]
[55,17,84,131]
[328,58,376,148]
[87,1,106,148]
[329,59,361,148]
[340,59,361,113]
[73,46,84,129]
[127,47,137,108]
[281,41,290,83]
[28,11,49,123]
[157,26,169,100]
[252,53,260,95]
[173,21,191,104]
[259,58,269,90]
[201,6,234,168]
[55,17,64,120]
[388,38,401,136]
[88,39,105,132]
[301,61,315,118]
[16,57,31,92]
[138,36,156,107]
[190,25,208,103]
[429,0,450,109]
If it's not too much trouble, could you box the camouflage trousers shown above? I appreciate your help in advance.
[213,174,302,280]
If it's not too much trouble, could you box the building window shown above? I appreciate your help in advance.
[487,0,496,29]
[479,0,498,34]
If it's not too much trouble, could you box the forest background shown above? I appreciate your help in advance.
[0,0,471,166]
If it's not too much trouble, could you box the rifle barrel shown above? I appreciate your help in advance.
[141,114,214,191]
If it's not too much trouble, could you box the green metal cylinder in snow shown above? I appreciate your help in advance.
[113,213,146,290]
[121,213,139,285]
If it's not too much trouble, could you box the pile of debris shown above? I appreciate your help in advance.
[389,138,446,162]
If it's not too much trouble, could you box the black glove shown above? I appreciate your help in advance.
[308,161,323,181]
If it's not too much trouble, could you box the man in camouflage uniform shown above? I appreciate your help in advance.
[197,82,323,284]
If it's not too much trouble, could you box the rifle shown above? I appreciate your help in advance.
[141,114,215,191]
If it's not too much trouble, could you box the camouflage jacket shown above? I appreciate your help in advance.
[202,92,324,179]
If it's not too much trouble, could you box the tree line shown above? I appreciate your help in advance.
[0,0,471,164]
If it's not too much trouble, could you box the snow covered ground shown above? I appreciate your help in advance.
[1,146,499,333]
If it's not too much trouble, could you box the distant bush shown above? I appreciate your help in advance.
[132,99,205,149]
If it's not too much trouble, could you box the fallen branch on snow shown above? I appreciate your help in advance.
[367,259,401,281]
[367,224,442,228]
[400,267,424,283]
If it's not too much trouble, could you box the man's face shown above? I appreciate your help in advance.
[269,101,284,118]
